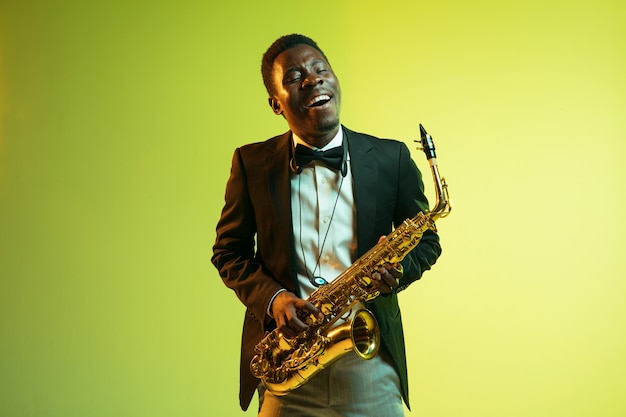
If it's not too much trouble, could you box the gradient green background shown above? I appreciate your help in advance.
[1,1,625,416]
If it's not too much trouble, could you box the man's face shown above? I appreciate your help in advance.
[269,44,341,147]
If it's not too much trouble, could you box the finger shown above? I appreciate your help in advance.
[378,266,398,288]
[301,301,323,320]
[388,263,403,278]
[276,316,296,337]
[372,271,393,293]
[279,316,307,338]
[301,300,321,314]
[287,316,308,332]
[279,325,299,338]
[381,263,402,281]
[383,270,398,288]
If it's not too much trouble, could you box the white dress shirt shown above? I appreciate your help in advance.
[291,129,357,298]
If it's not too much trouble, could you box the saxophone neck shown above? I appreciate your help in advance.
[428,162,451,221]
[419,123,452,221]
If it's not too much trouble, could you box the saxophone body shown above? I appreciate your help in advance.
[250,124,451,396]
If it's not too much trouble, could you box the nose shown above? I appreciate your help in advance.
[301,72,322,88]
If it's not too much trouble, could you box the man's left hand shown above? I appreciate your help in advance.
[372,262,402,293]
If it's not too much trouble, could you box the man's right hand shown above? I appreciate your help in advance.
[271,291,322,338]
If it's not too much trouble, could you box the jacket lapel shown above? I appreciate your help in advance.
[344,127,378,257]
[264,131,300,292]
[265,131,292,232]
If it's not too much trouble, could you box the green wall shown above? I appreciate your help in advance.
[1,1,625,416]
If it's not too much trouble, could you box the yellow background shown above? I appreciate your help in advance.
[1,1,625,416]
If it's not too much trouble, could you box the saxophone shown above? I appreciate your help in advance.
[250,123,451,395]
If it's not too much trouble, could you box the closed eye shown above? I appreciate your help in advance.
[284,70,302,85]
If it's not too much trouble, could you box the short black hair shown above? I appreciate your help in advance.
[261,34,330,96]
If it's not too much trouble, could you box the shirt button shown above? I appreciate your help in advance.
[322,217,330,224]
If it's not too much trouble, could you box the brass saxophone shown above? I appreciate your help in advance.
[250,124,451,395]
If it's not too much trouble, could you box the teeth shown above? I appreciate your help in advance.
[306,95,331,107]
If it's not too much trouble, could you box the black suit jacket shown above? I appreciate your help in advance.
[212,126,441,410]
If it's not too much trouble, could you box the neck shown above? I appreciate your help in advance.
[296,125,341,149]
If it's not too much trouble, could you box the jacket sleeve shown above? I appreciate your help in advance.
[211,148,284,329]
[394,142,442,291]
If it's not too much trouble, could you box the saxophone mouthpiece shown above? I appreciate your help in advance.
[419,123,427,138]
[419,123,437,160]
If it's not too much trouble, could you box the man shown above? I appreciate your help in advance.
[212,34,442,416]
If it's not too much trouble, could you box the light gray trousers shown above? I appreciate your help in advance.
[257,350,405,417]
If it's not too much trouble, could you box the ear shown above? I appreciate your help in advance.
[268,97,282,115]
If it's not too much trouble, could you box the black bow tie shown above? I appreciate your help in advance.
[294,144,344,171]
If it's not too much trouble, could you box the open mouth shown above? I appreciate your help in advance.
[305,94,332,108]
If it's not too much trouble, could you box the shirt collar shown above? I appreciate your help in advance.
[292,127,343,151]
